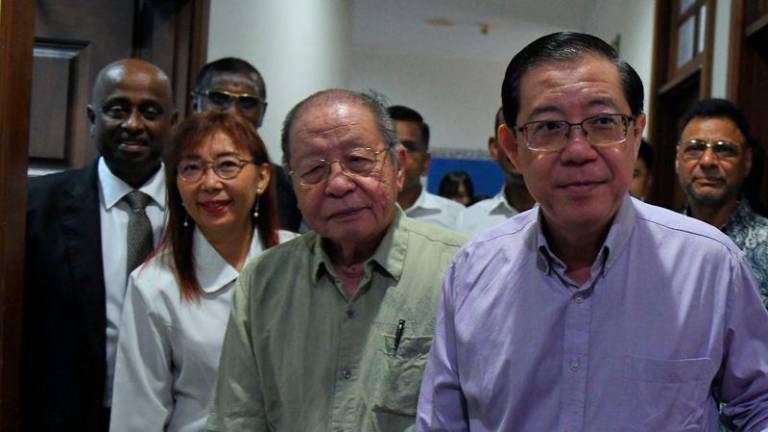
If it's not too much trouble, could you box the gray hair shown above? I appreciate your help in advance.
[280,89,399,168]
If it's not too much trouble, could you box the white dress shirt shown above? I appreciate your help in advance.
[404,188,464,230]
[455,187,519,236]
[110,227,296,432]
[97,157,166,407]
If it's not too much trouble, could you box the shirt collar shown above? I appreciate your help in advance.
[490,187,518,215]
[193,227,264,294]
[97,157,166,210]
[535,194,636,276]
[722,198,755,231]
[408,188,439,211]
[310,206,407,284]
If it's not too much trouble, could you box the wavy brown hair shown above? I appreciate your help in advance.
[163,112,279,302]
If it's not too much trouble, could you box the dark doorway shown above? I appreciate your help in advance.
[29,0,209,174]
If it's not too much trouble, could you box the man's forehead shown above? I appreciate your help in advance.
[95,64,170,104]
[515,57,629,123]
[207,71,260,92]
[291,101,379,153]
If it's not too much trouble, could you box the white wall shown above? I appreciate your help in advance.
[584,0,656,119]
[349,50,507,156]
[207,0,352,161]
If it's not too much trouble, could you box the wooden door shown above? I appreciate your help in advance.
[29,0,209,174]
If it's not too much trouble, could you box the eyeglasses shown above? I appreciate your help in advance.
[288,147,389,186]
[515,114,634,152]
[177,156,255,182]
[677,139,743,161]
[193,90,266,112]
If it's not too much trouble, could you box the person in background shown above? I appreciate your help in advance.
[418,32,768,431]
[110,112,295,431]
[629,138,654,200]
[438,170,474,206]
[23,59,177,432]
[676,98,768,306]
[387,104,464,229]
[192,57,302,232]
[455,106,535,235]
[207,90,465,431]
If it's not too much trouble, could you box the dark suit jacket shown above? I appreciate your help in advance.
[23,161,108,432]
[272,163,302,232]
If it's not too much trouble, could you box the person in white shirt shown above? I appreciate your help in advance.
[110,112,295,432]
[456,107,535,235]
[387,104,464,229]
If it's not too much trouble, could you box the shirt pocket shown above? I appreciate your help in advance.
[616,356,714,431]
[368,327,432,417]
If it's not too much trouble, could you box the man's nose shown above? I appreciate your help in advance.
[324,162,355,196]
[698,147,719,167]
[560,126,596,164]
[122,109,145,132]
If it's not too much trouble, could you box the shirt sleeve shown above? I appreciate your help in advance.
[109,273,174,432]
[718,255,768,431]
[416,257,469,431]
[206,271,268,432]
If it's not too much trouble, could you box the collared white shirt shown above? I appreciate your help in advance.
[455,187,519,236]
[110,227,296,432]
[97,157,166,406]
[404,188,464,230]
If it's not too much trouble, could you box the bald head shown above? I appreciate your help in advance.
[87,58,177,188]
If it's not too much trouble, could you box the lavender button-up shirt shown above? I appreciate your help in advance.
[417,196,768,431]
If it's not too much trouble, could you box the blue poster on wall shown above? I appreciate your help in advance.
[427,157,503,200]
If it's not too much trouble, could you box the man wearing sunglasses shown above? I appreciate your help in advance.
[192,57,302,231]
[676,98,768,306]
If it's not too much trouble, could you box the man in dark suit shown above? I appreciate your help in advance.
[23,58,177,432]
[191,57,302,231]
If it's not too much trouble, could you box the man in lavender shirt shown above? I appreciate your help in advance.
[417,32,768,431]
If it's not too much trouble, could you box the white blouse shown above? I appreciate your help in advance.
[109,227,296,432]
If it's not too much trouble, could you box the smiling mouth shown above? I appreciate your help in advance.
[200,201,230,214]
[327,207,366,220]
[118,140,149,152]
[559,180,604,193]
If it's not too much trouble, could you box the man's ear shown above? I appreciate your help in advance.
[170,110,179,126]
[394,145,407,192]
[498,124,522,172]
[745,147,753,177]
[86,105,96,137]
[421,153,432,176]
[488,136,500,161]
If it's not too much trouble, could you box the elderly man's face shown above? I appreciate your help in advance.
[288,101,405,248]
[676,117,751,207]
[501,56,644,234]
[88,60,175,188]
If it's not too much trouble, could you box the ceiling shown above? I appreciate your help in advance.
[351,0,595,63]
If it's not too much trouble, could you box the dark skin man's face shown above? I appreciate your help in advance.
[87,59,176,188]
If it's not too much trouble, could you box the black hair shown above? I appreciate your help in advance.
[387,105,430,148]
[194,57,266,100]
[681,98,753,148]
[638,139,654,170]
[501,32,644,127]
[438,171,474,201]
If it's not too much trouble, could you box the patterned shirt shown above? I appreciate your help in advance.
[721,200,768,308]
[207,209,466,432]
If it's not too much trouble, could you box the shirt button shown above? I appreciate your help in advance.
[341,368,352,380]
[346,309,355,319]
[574,294,584,304]
[570,359,579,371]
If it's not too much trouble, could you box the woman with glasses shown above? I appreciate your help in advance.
[110,112,295,432]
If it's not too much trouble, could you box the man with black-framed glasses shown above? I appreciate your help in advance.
[418,32,768,431]
[676,98,768,307]
[192,57,302,231]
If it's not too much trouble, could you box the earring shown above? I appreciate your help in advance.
[252,200,260,218]
[183,213,189,227]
